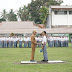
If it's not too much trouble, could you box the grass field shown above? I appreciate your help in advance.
[0,43,72,72]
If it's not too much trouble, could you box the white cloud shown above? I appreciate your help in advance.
[0,0,72,13]
[0,0,31,12]
[62,0,72,5]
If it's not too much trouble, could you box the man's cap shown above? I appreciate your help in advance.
[33,30,37,33]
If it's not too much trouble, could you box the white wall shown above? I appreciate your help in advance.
[68,14,72,25]
[52,11,72,26]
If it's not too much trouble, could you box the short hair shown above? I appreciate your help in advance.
[43,31,46,35]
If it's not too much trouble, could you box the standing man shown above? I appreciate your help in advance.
[41,31,48,62]
[30,30,38,62]
[19,36,23,48]
[28,36,31,48]
[61,36,63,47]
[13,36,17,48]
[66,36,69,47]
[71,36,72,46]
[24,36,28,48]
[39,31,48,62]
[0,37,2,48]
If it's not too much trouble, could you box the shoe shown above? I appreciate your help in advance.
[41,60,48,62]
[30,60,35,62]
[45,60,48,62]
[41,60,45,62]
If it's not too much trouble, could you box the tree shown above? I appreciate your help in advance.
[40,6,49,24]
[28,0,63,24]
[7,9,17,21]
[17,5,30,21]
[28,0,42,24]
[1,9,7,21]
[0,18,6,22]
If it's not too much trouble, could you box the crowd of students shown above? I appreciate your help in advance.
[47,36,69,47]
[0,36,69,48]
[0,36,31,48]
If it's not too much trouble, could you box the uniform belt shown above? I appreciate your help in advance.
[42,44,46,45]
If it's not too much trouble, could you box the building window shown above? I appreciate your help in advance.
[69,11,72,15]
[54,11,67,15]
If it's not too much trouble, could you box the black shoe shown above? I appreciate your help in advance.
[41,60,48,62]
[41,60,45,62]
[30,60,35,62]
[45,60,48,62]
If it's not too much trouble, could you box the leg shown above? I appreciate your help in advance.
[43,45,48,60]
[30,47,35,60]
[28,41,31,48]
[0,41,2,48]
[19,41,22,48]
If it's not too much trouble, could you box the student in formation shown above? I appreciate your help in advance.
[19,36,23,48]
[24,36,28,48]
[28,36,31,48]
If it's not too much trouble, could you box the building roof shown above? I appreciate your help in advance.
[50,5,72,9]
[0,21,72,34]
[0,21,40,34]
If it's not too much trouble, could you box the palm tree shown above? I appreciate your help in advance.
[1,9,7,21]
[17,5,30,21]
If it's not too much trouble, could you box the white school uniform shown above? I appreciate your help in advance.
[42,35,47,44]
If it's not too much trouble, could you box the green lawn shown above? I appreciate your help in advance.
[0,43,72,72]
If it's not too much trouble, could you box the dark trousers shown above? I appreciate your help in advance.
[19,41,22,48]
[28,41,31,48]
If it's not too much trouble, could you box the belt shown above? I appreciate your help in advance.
[42,44,46,45]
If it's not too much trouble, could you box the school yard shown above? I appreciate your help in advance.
[0,43,72,72]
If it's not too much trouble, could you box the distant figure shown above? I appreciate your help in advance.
[71,36,72,46]
[24,36,28,48]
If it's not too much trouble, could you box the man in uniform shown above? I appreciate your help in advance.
[39,31,48,62]
[30,30,38,62]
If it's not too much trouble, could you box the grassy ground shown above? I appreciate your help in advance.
[0,43,72,72]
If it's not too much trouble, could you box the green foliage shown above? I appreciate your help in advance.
[1,9,7,21]
[0,18,6,22]
[17,5,30,21]
[28,0,63,24]
[0,0,63,23]
[7,9,17,21]
[40,6,49,24]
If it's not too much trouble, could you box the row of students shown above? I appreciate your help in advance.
[0,36,31,48]
[0,36,69,48]
[47,36,69,47]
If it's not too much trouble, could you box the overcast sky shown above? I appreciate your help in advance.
[0,0,72,13]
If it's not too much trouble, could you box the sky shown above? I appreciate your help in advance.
[0,0,72,13]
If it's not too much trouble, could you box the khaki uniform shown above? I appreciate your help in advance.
[30,34,36,60]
